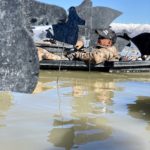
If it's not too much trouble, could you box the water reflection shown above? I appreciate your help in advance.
[49,118,112,150]
[33,82,53,94]
[62,76,119,114]
[47,74,118,150]
[128,96,150,130]
[1,71,150,150]
[0,92,13,127]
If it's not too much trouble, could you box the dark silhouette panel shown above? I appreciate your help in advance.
[131,33,150,55]
[117,32,150,55]
[52,7,85,45]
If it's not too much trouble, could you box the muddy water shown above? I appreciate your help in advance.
[0,71,150,150]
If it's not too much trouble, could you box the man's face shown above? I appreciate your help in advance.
[97,38,113,47]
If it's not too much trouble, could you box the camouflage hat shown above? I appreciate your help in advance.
[95,28,117,44]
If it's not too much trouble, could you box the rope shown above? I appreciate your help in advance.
[88,5,93,72]
[57,41,65,84]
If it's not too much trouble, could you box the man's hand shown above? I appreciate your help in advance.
[75,40,84,50]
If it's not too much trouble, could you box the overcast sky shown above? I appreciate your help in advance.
[37,0,150,24]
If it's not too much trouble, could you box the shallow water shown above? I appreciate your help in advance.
[0,71,150,150]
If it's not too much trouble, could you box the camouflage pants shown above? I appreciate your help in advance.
[37,47,68,61]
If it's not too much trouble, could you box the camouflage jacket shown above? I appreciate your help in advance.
[75,45,120,64]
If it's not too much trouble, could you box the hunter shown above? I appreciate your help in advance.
[67,28,120,64]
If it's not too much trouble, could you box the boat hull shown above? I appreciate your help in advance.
[40,60,150,73]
